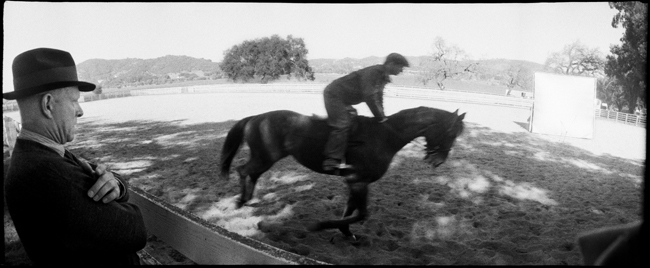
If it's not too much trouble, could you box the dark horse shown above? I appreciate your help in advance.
[220,106,465,239]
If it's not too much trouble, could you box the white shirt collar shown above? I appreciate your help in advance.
[17,128,65,157]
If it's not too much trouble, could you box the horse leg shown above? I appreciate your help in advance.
[235,158,273,208]
[337,176,363,237]
[337,199,358,238]
[308,181,369,238]
[236,172,263,208]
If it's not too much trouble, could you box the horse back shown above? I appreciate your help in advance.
[242,110,392,179]
[288,112,375,142]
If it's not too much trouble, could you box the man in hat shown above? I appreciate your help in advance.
[322,53,409,171]
[3,48,147,265]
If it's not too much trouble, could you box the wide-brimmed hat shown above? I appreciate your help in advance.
[3,48,96,100]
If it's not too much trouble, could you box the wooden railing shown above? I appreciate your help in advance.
[595,109,646,127]
[128,187,328,265]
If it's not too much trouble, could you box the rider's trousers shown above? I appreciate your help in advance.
[323,91,356,160]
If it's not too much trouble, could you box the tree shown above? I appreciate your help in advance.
[284,36,316,81]
[544,40,605,77]
[220,35,315,83]
[605,2,647,113]
[418,37,478,90]
[597,76,626,111]
[503,64,534,95]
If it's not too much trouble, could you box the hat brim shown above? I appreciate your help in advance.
[3,81,96,100]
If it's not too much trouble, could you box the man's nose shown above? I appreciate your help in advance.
[76,104,84,118]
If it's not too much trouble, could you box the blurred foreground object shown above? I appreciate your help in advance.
[577,220,645,265]
[3,115,21,158]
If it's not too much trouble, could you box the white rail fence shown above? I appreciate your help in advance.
[595,109,646,127]
[121,83,534,108]
[3,83,644,128]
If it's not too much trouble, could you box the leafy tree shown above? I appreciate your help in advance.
[544,40,605,77]
[418,37,478,90]
[605,2,647,113]
[220,35,315,83]
[597,76,626,111]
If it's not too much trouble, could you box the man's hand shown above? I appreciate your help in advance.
[87,164,121,203]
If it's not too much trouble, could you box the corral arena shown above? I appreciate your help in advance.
[4,91,644,265]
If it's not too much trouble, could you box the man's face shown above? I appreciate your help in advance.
[51,87,83,143]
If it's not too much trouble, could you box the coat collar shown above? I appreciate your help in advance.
[17,128,65,157]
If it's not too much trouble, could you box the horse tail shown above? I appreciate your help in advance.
[219,115,254,180]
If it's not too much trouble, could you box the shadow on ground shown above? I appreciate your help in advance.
[6,117,642,265]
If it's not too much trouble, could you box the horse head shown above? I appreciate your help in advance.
[420,108,465,168]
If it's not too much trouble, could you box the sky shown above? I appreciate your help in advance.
[3,2,625,94]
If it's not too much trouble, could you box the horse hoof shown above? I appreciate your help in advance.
[329,234,357,244]
[235,200,246,209]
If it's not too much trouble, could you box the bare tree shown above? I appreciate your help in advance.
[418,37,478,90]
[503,64,534,95]
[544,40,605,77]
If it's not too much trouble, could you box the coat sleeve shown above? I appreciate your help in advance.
[360,68,387,119]
[86,160,129,201]
[367,90,386,119]
[50,163,148,253]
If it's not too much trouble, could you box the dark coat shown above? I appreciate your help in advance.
[323,64,391,119]
[4,139,147,265]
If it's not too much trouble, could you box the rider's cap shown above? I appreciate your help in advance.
[385,53,409,67]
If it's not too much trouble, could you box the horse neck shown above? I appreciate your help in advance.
[383,113,431,150]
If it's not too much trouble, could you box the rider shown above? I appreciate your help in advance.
[322,53,409,171]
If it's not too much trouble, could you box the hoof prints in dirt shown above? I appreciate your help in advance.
[66,103,643,265]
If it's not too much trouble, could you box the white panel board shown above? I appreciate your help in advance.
[532,72,596,139]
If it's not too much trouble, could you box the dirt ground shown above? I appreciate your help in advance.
[4,92,645,265]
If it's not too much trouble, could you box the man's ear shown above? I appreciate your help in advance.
[40,93,55,119]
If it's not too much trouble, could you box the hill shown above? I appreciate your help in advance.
[76,55,544,92]
[77,55,222,88]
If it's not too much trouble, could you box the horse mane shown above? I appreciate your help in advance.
[387,106,435,126]
[388,106,465,136]
[455,120,465,135]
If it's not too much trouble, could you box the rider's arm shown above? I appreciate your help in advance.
[360,68,388,120]
[367,91,386,120]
